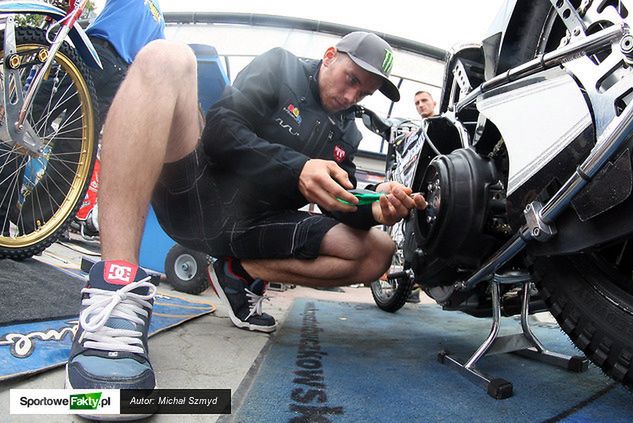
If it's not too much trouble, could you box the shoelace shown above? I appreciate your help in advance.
[244,287,270,321]
[78,277,157,354]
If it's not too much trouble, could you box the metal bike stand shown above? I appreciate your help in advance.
[437,271,589,399]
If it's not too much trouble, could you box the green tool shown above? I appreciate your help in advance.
[337,188,422,206]
[337,189,384,206]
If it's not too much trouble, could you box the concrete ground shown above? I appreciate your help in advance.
[0,234,558,422]
[0,235,408,423]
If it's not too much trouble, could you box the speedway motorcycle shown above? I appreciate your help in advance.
[366,0,633,395]
[0,0,101,259]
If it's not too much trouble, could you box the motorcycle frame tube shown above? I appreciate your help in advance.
[454,23,626,113]
[440,43,483,114]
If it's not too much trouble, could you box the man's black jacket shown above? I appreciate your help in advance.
[202,47,375,227]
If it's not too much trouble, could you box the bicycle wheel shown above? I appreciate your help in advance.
[0,27,98,259]
[370,248,414,312]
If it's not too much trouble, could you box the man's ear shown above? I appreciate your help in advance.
[323,47,337,66]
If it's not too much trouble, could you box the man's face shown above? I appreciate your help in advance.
[319,49,383,114]
[415,92,436,118]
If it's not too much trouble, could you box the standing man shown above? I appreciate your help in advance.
[414,90,437,118]
[65,32,426,402]
[68,0,165,236]
[87,0,165,118]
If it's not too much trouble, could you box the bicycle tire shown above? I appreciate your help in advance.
[0,27,99,259]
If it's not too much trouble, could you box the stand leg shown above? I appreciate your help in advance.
[464,283,502,368]
[512,283,589,372]
[437,274,588,399]
[437,351,513,399]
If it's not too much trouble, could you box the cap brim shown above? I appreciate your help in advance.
[379,80,400,103]
[345,54,400,102]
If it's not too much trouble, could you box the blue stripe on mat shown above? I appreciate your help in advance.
[232,298,633,423]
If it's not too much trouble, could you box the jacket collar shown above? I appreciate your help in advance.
[305,58,322,106]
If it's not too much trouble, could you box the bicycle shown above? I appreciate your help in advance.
[0,0,101,259]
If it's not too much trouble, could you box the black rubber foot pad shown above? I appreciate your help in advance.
[488,378,513,399]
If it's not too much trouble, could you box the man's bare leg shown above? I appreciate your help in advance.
[98,40,201,263]
[242,224,396,286]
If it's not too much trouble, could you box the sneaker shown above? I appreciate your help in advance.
[66,261,157,410]
[210,257,277,333]
[406,287,421,303]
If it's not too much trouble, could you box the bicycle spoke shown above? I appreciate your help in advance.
[31,66,65,133]
[0,153,28,187]
[0,155,26,236]
[43,157,75,194]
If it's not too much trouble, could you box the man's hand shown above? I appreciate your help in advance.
[372,181,427,226]
[298,159,358,212]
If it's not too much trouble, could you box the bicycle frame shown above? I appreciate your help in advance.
[0,0,101,155]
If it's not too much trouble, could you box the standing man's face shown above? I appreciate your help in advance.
[414,92,436,118]
[319,49,382,114]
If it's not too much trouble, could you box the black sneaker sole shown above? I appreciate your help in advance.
[207,266,277,333]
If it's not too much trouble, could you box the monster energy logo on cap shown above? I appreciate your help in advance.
[335,31,401,102]
[382,49,394,74]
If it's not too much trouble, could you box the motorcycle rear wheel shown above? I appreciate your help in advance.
[0,27,98,259]
[534,253,633,389]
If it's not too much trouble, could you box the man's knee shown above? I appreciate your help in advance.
[318,224,395,282]
[339,229,395,283]
[132,40,197,83]
[361,230,395,280]
[371,229,397,256]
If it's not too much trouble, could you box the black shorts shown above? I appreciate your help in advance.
[151,144,339,259]
[89,37,129,119]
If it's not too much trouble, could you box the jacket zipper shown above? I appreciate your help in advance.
[306,120,321,153]
[316,129,335,158]
[307,117,337,158]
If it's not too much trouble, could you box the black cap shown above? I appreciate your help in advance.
[336,31,400,102]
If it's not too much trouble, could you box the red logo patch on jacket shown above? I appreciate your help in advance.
[333,145,346,163]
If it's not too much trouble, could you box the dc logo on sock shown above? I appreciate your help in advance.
[104,261,138,285]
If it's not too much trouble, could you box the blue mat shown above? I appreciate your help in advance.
[0,287,215,381]
[231,298,633,423]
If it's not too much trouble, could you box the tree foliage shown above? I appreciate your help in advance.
[15,1,97,28]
